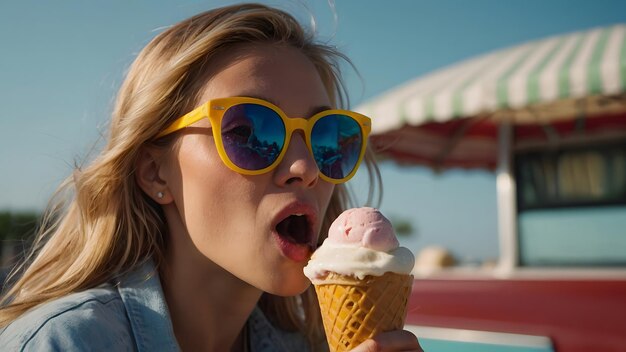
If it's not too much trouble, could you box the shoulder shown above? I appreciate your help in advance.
[0,286,135,351]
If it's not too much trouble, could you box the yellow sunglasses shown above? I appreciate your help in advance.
[156,97,371,184]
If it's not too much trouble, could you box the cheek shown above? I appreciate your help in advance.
[173,137,240,228]
[173,136,265,243]
[177,139,224,203]
[320,183,336,211]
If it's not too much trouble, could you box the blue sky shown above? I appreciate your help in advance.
[1,0,624,262]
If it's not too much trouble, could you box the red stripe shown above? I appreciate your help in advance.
[406,278,626,352]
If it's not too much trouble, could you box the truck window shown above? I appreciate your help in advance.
[515,142,626,266]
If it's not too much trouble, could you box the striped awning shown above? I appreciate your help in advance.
[357,24,626,135]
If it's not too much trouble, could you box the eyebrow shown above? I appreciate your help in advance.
[237,94,332,118]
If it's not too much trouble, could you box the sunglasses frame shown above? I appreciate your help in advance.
[156,97,371,184]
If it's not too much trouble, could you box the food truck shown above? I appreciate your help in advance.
[357,24,626,351]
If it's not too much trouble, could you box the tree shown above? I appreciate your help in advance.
[0,211,40,241]
[389,216,416,237]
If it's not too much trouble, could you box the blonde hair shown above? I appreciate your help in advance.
[0,3,381,348]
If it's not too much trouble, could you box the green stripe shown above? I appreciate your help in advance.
[424,96,435,121]
[621,27,626,90]
[588,27,611,94]
[399,101,409,125]
[558,33,587,98]
[527,37,567,104]
[452,53,502,117]
[496,44,537,108]
[451,90,463,117]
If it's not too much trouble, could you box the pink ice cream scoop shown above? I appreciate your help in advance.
[327,207,399,252]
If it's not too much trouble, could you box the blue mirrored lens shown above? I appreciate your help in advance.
[311,114,363,180]
[221,104,285,170]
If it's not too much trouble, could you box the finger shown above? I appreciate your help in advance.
[374,330,423,351]
[351,330,424,352]
[351,339,424,352]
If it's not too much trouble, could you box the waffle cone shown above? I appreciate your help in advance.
[313,272,413,352]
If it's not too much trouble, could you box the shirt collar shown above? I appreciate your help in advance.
[116,260,180,352]
[248,306,289,351]
[115,260,301,352]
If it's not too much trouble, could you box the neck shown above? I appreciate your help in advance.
[159,230,262,352]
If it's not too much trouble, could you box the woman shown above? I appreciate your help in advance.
[0,4,422,351]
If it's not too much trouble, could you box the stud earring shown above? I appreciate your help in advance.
[157,191,164,199]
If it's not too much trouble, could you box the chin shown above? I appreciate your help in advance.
[266,273,311,297]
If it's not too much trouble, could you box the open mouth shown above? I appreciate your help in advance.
[275,214,312,248]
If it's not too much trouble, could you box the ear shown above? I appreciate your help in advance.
[135,147,174,204]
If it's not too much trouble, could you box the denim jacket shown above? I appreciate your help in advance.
[0,260,311,351]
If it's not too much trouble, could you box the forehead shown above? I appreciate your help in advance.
[198,44,331,114]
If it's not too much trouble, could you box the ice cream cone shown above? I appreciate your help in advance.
[314,272,413,352]
[304,208,415,351]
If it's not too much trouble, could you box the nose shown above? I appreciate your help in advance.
[273,132,319,188]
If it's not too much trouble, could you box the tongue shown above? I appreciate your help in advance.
[276,215,308,244]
